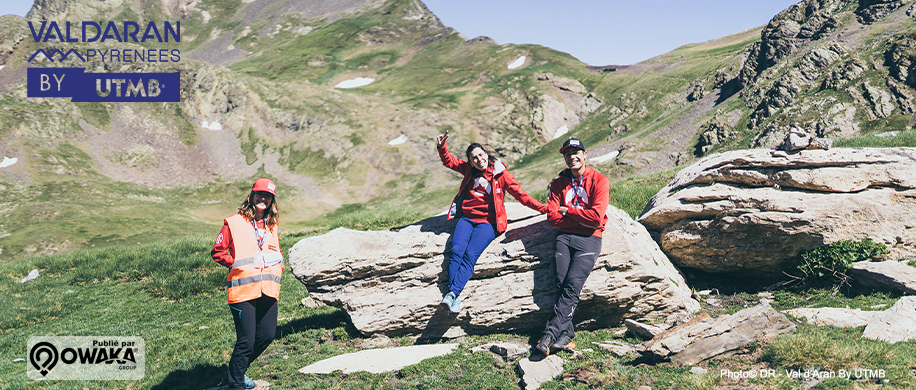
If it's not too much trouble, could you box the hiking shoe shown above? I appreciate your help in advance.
[535,335,554,355]
[551,335,575,351]
[448,296,463,314]
[440,292,456,310]
[226,370,256,389]
[243,375,256,389]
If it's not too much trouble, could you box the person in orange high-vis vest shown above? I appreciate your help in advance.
[211,178,283,390]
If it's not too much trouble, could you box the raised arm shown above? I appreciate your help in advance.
[436,135,468,174]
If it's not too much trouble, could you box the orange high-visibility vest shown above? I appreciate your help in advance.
[225,214,283,304]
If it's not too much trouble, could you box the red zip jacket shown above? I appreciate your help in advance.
[438,140,547,233]
[546,165,610,238]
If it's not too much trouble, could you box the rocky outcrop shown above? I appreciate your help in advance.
[642,303,796,365]
[737,0,846,87]
[823,58,868,90]
[748,43,849,128]
[695,110,741,156]
[482,72,600,159]
[886,33,916,87]
[856,0,909,24]
[638,148,916,274]
[289,203,699,338]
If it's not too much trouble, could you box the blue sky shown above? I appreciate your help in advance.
[1,0,800,65]
[424,0,799,65]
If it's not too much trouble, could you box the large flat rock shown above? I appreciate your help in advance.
[850,261,916,295]
[289,203,699,337]
[783,307,881,327]
[863,296,916,343]
[518,355,564,390]
[638,148,916,273]
[298,344,458,374]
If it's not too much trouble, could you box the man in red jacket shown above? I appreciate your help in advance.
[536,138,610,355]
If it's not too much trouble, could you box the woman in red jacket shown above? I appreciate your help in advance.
[436,132,547,314]
[211,178,283,390]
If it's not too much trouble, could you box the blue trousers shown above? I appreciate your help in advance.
[447,217,496,296]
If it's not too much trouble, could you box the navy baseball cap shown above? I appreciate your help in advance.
[560,138,585,153]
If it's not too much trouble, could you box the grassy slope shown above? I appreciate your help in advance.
[2,223,915,389]
[512,28,762,184]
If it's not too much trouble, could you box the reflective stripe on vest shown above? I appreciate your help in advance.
[225,214,283,304]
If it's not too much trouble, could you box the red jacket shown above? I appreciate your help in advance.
[438,141,547,233]
[547,165,610,238]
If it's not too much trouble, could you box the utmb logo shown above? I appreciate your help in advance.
[28,68,179,102]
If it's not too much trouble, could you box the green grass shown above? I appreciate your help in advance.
[0,144,271,262]
[833,128,916,147]
[328,204,429,230]
[3,202,916,389]
[610,169,679,218]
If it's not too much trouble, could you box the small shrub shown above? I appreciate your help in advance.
[788,238,887,292]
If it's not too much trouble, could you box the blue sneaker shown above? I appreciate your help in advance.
[440,292,456,310]
[448,296,463,314]
[226,370,256,389]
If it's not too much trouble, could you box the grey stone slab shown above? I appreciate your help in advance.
[863,296,916,343]
[851,261,916,295]
[518,355,564,390]
[298,344,458,374]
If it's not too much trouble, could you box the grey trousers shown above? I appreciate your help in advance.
[543,233,602,340]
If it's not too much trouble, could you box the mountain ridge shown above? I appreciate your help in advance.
[1,0,915,260]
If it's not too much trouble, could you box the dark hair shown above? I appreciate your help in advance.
[238,191,280,229]
[465,143,497,163]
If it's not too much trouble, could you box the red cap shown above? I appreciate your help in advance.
[252,178,276,195]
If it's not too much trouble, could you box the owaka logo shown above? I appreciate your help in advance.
[26,336,146,380]
[29,342,59,376]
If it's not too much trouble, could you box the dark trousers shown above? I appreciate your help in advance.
[447,217,497,296]
[543,233,602,340]
[228,295,277,389]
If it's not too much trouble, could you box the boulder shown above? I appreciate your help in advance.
[850,261,916,295]
[289,203,699,337]
[638,148,916,273]
[863,296,916,343]
[783,307,881,327]
[642,303,796,365]
[298,344,459,374]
